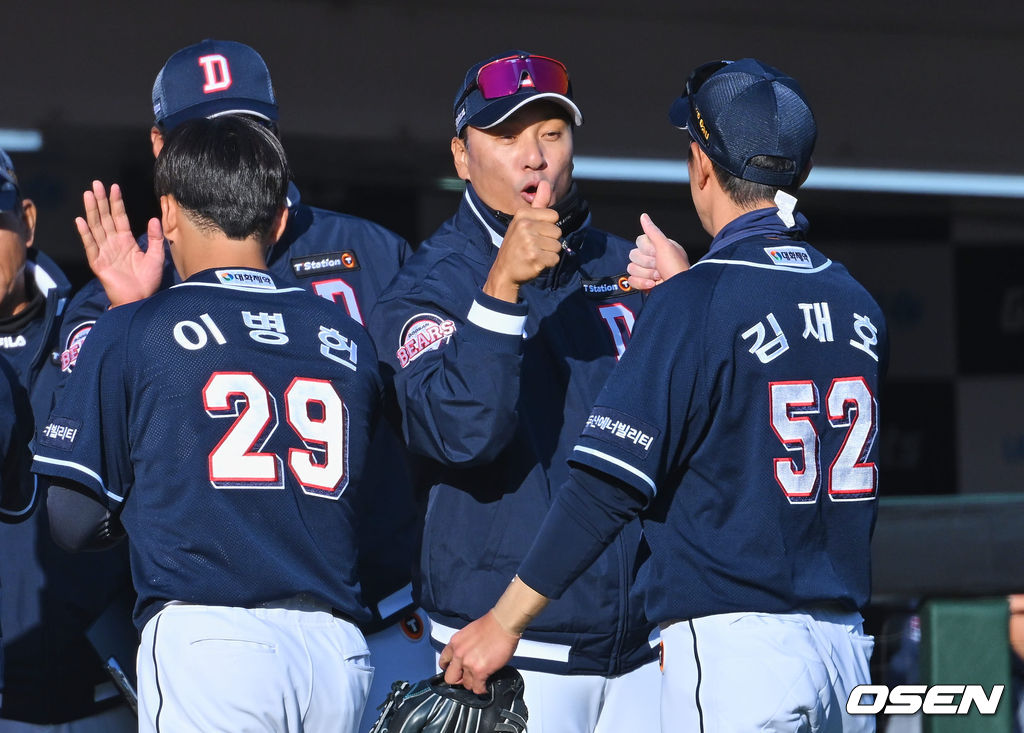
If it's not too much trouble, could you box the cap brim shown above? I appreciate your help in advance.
[157,98,279,131]
[467,92,583,132]
[0,186,18,212]
[668,95,691,129]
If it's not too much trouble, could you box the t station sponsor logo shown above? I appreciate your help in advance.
[290,251,360,277]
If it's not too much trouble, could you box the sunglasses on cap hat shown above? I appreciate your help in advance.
[455,54,570,109]
[669,59,733,135]
[683,59,733,98]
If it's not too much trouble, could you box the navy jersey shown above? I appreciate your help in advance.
[33,268,382,631]
[570,209,887,623]
[0,355,33,521]
[55,187,419,625]
[0,248,134,724]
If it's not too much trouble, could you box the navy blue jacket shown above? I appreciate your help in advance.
[57,187,419,628]
[368,187,656,676]
[0,249,133,724]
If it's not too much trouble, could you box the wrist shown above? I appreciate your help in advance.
[482,272,521,304]
[491,575,549,637]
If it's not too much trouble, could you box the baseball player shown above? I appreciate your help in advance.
[0,148,136,731]
[441,58,887,733]
[0,355,33,523]
[367,51,661,732]
[34,116,379,732]
[57,39,434,726]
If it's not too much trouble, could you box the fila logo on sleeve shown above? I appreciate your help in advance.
[198,54,232,93]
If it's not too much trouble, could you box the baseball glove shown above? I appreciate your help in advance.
[367,666,528,733]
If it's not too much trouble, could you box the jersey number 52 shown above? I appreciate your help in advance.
[202,372,349,500]
[769,376,877,504]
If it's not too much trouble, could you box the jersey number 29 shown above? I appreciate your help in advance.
[203,372,349,499]
[769,376,877,504]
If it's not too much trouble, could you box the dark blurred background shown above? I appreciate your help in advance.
[3,0,1023,499]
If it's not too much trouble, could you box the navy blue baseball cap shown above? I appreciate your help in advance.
[0,149,20,212]
[454,51,583,135]
[669,58,816,187]
[152,39,279,132]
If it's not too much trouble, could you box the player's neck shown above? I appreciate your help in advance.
[704,195,774,238]
[174,234,270,280]
[0,274,29,319]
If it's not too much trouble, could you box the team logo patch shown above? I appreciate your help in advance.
[215,269,275,289]
[581,274,633,299]
[60,321,94,372]
[396,313,456,368]
[0,334,27,350]
[38,416,82,451]
[764,245,813,268]
[582,407,660,459]
[290,251,360,278]
[400,612,425,641]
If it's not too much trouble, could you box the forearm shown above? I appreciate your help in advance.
[517,466,647,600]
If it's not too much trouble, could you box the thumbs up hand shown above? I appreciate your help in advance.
[626,213,690,290]
[483,180,564,303]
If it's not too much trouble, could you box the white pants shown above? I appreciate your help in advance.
[359,608,438,732]
[431,619,662,733]
[516,662,662,733]
[138,601,372,733]
[660,609,875,733]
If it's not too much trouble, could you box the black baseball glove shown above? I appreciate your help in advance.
[367,666,528,733]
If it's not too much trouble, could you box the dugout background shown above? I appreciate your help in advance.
[3,1,1023,499]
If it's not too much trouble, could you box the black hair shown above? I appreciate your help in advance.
[153,116,289,241]
[688,144,801,207]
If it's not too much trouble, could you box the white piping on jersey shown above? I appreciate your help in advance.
[32,455,122,503]
[691,257,833,274]
[573,446,657,494]
[375,582,416,620]
[463,190,505,248]
[430,620,572,663]
[467,299,527,336]
[172,282,306,295]
[0,476,36,518]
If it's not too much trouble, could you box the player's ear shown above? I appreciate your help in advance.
[268,205,288,245]
[18,199,36,249]
[159,195,178,239]
[451,135,470,182]
[150,127,164,159]
[691,142,713,190]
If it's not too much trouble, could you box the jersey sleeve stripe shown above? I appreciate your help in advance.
[572,446,657,495]
[31,455,123,503]
[467,300,527,336]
